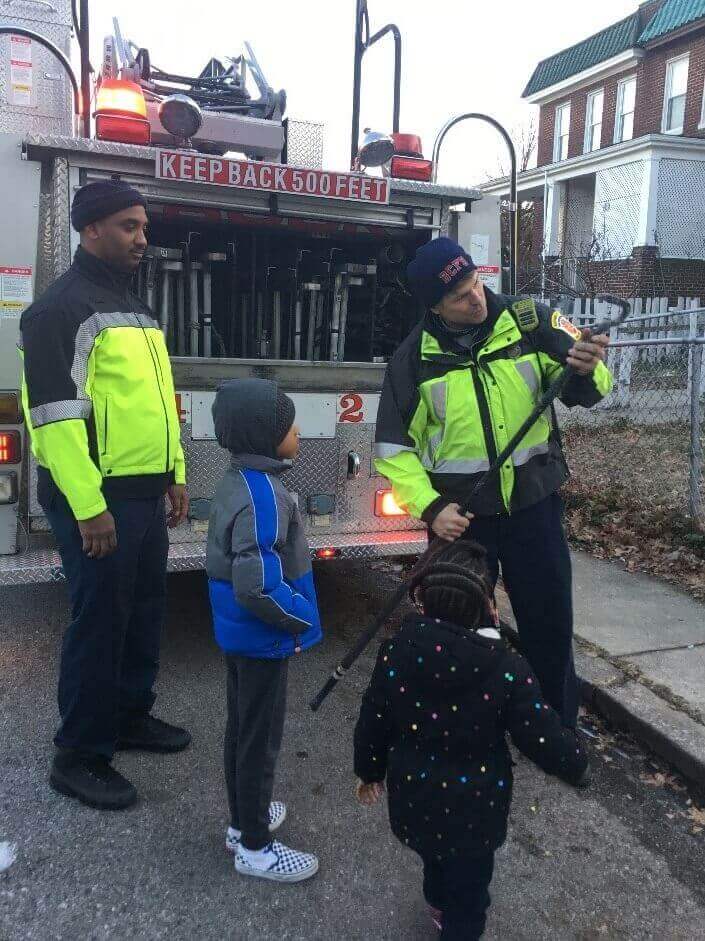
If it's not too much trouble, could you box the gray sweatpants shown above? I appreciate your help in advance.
[224,654,288,850]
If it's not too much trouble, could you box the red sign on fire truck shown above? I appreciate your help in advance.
[155,150,390,205]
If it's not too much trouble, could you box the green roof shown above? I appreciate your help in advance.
[523,13,641,97]
[638,0,705,42]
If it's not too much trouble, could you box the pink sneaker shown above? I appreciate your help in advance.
[429,906,443,932]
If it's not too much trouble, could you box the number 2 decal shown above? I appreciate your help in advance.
[339,393,364,423]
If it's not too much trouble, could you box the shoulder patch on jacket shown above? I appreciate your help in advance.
[551,311,582,341]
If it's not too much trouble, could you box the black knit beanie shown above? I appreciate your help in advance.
[71,178,147,231]
[406,237,477,308]
[274,389,296,445]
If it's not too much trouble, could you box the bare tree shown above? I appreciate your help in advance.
[483,119,539,293]
[485,117,538,181]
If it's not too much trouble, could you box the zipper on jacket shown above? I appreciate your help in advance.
[469,361,498,464]
[136,317,171,473]
[101,397,109,455]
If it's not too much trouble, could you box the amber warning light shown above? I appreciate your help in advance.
[95,79,151,146]
[374,490,407,517]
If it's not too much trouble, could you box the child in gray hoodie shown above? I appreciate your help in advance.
[206,378,322,883]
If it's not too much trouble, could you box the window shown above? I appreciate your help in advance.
[700,77,705,129]
[663,55,689,134]
[614,76,636,143]
[553,102,571,161]
[584,89,604,153]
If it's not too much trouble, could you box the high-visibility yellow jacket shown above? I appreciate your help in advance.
[19,247,185,520]
[374,291,612,521]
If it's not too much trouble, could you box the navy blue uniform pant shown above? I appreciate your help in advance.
[41,485,168,760]
[422,850,495,940]
[465,492,579,727]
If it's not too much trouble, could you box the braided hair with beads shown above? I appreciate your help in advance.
[409,540,493,630]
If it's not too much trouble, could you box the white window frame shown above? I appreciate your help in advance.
[614,75,636,143]
[700,76,705,130]
[662,53,689,135]
[584,88,604,153]
[553,102,571,162]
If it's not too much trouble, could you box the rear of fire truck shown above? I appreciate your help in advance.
[0,3,502,586]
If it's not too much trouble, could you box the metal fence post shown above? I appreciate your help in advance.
[688,310,704,531]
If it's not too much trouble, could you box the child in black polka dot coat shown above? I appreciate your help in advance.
[353,540,589,940]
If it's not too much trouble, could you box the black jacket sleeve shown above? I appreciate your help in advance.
[504,652,588,785]
[353,641,393,783]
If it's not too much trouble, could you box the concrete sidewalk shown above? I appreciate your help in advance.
[497,551,705,784]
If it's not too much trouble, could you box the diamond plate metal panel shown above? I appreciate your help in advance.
[333,423,422,534]
[3,0,73,25]
[282,438,340,495]
[25,134,158,160]
[657,158,705,260]
[439,200,451,237]
[286,118,324,169]
[0,16,73,135]
[0,524,425,584]
[390,178,482,200]
[26,416,425,550]
[50,155,70,278]
[35,175,54,296]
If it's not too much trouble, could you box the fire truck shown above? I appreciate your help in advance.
[0,1,502,586]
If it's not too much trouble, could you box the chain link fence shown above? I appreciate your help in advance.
[549,299,705,590]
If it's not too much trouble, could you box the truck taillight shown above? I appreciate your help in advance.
[387,133,433,182]
[374,490,407,517]
[0,431,20,464]
[95,79,150,145]
[0,392,22,423]
[390,156,433,182]
[0,472,18,504]
[96,114,151,145]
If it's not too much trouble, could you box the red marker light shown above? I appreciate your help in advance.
[389,156,433,182]
[315,548,340,560]
[0,431,21,464]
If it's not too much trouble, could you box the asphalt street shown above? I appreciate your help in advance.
[1,561,705,940]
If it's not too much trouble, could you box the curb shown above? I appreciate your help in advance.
[495,595,705,786]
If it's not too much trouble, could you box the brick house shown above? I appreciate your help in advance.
[482,0,705,301]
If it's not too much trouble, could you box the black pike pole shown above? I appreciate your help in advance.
[310,296,630,712]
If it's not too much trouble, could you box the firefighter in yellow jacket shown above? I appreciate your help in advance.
[20,180,190,810]
[375,237,612,728]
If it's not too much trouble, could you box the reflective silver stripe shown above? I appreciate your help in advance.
[30,399,92,428]
[515,359,539,398]
[421,431,443,469]
[430,380,447,421]
[432,458,490,474]
[70,311,158,397]
[375,442,417,459]
[512,442,549,466]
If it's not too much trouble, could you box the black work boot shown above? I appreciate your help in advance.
[116,715,191,753]
[50,751,137,810]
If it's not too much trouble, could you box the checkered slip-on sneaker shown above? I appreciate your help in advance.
[225,801,287,853]
[234,840,319,883]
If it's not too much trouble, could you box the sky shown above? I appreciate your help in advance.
[83,0,638,186]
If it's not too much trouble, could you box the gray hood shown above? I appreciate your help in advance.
[212,378,282,459]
